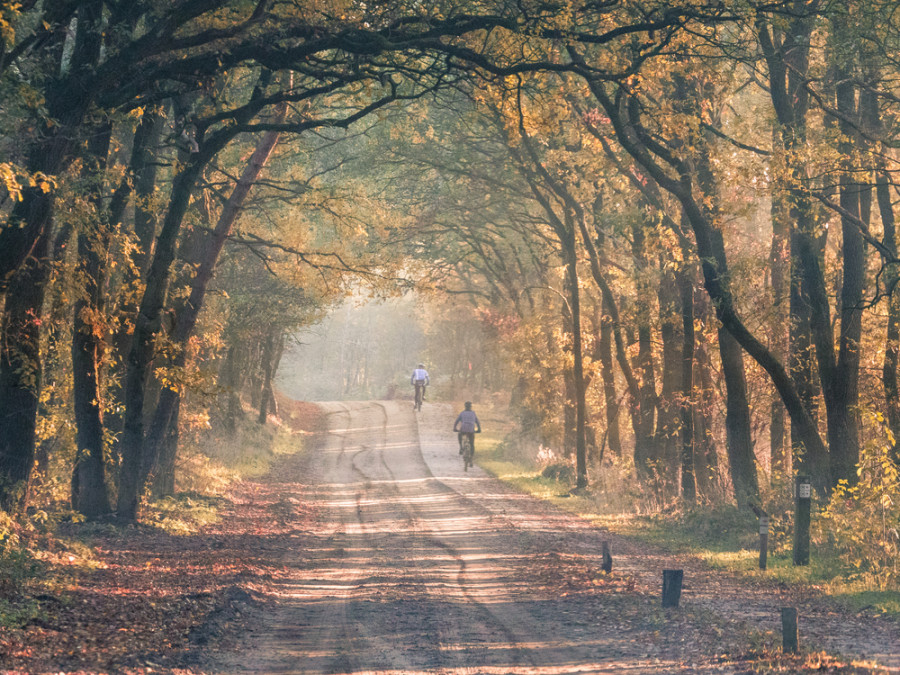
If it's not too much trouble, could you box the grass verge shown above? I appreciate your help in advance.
[475,440,900,618]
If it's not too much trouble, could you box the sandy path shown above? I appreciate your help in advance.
[209,400,900,674]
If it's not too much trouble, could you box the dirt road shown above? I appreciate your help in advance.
[211,400,900,674]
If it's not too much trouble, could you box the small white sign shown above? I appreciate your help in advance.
[759,517,769,535]
[798,483,811,499]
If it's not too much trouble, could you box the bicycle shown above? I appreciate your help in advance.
[414,383,425,411]
[460,433,474,471]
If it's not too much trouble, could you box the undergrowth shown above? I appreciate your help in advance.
[477,425,900,617]
[0,409,308,627]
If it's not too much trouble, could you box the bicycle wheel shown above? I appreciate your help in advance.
[462,435,473,471]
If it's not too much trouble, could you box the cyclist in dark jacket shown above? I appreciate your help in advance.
[453,401,481,455]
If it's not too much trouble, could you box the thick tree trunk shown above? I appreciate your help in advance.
[826,72,864,486]
[132,111,165,278]
[150,393,179,498]
[0,231,51,512]
[0,0,103,509]
[682,79,760,508]
[117,162,208,521]
[35,225,76,482]
[105,111,166,471]
[789,211,825,482]
[71,121,113,518]
[71,236,112,516]
[717,326,758,507]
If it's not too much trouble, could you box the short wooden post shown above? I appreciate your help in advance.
[662,569,683,608]
[759,516,769,571]
[781,607,799,653]
[601,541,612,573]
[793,475,811,566]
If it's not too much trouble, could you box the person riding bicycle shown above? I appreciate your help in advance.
[411,363,430,407]
[453,401,481,456]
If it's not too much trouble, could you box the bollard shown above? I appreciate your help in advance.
[601,541,612,573]
[781,607,799,653]
[793,475,811,566]
[662,569,683,607]
[759,515,769,571]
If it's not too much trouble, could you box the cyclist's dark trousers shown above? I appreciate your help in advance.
[414,382,426,400]
[458,432,475,456]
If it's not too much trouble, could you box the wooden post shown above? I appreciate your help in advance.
[781,607,799,653]
[662,569,683,608]
[601,541,612,573]
[759,515,769,570]
[793,475,811,566]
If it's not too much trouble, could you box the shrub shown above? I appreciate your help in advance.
[816,424,900,588]
[541,462,577,483]
[535,444,577,483]
[0,511,44,629]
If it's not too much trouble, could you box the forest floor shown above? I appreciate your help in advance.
[1,399,898,674]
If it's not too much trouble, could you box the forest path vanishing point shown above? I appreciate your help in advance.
[210,400,900,674]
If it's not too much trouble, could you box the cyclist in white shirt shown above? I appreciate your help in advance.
[411,363,430,406]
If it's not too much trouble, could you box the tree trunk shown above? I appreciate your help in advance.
[658,258,683,494]
[0,0,105,510]
[117,160,208,521]
[789,242,820,478]
[717,326,759,507]
[34,227,75,484]
[757,11,836,493]
[563,356,578,459]
[563,226,588,488]
[694,337,720,498]
[216,345,245,431]
[258,332,277,424]
[70,119,113,518]
[0,231,50,512]
[678,265,696,503]
[132,110,165,278]
[104,111,166,476]
[598,306,622,456]
[150,393,179,498]
[679,75,760,508]
[770,176,790,476]
[878,173,900,462]
[826,68,864,486]
[632,223,660,480]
